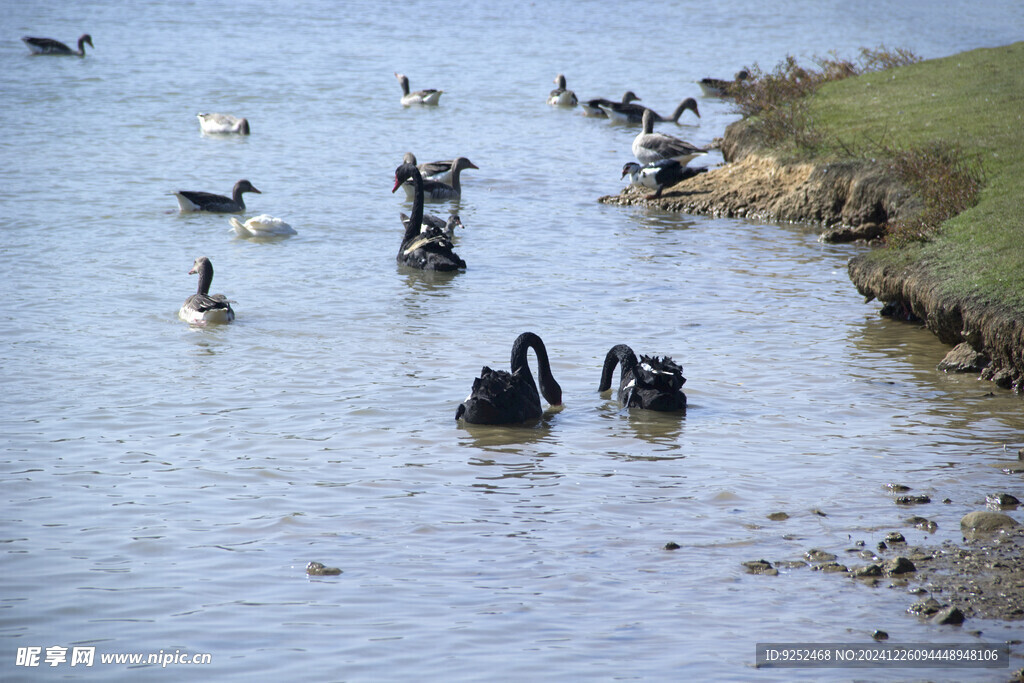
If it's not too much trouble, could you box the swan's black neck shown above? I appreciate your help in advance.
[400,164,424,242]
[511,332,561,406]
[598,344,639,392]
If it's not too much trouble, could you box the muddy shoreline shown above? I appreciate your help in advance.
[599,119,1024,392]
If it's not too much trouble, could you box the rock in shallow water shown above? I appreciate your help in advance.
[937,342,989,373]
[986,492,1020,509]
[805,549,837,563]
[883,557,916,575]
[742,559,778,575]
[932,605,966,625]
[960,510,1020,535]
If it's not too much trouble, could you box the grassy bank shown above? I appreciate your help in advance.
[804,42,1024,312]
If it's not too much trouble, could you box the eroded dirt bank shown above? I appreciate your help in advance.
[599,120,1023,392]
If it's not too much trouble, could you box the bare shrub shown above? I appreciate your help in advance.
[885,143,986,247]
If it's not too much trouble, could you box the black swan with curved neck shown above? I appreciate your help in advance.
[456,332,563,424]
[391,163,466,271]
[22,34,93,56]
[599,344,686,411]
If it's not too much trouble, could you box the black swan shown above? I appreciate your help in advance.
[391,163,466,271]
[456,332,563,424]
[22,34,93,56]
[173,179,261,213]
[599,344,686,411]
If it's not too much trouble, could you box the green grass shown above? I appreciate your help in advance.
[803,43,1024,312]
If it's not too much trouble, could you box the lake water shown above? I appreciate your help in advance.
[2,0,1023,680]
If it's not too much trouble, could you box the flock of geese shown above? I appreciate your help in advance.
[26,32,747,425]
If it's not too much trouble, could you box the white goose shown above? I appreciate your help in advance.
[228,215,295,238]
[197,113,250,135]
[547,74,578,107]
[22,34,93,56]
[632,110,708,166]
[178,257,235,325]
[395,73,443,106]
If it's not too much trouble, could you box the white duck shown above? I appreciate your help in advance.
[395,73,443,106]
[228,215,296,238]
[197,113,250,135]
[632,110,708,166]
[178,257,235,325]
[547,74,578,107]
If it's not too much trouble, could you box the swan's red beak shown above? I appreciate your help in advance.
[391,175,402,193]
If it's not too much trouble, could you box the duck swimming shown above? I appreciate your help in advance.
[456,332,563,424]
[395,73,443,106]
[632,109,708,166]
[173,179,260,213]
[399,156,478,201]
[697,69,750,97]
[600,97,700,125]
[22,34,93,56]
[197,113,250,135]
[599,344,686,411]
[547,74,578,107]
[580,91,641,118]
[178,257,235,325]
[391,163,466,271]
